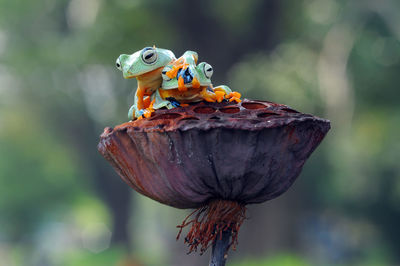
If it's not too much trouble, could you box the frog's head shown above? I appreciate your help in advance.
[116,47,175,79]
[195,62,213,84]
[161,61,213,90]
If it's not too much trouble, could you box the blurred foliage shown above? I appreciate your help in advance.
[232,253,309,266]
[0,0,399,265]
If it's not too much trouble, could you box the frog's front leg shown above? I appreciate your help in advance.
[128,89,148,120]
[136,86,146,111]
[135,86,157,119]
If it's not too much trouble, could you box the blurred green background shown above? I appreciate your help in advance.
[0,0,399,265]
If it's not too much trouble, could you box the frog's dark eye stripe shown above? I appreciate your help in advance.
[203,63,213,79]
[141,47,158,64]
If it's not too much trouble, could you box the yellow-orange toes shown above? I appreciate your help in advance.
[166,67,179,79]
[143,109,154,118]
[143,99,155,118]
[166,59,184,79]
[166,59,189,79]
[180,103,189,107]
[192,77,200,89]
[178,76,187,92]
[142,107,155,118]
[214,91,226,103]
[226,92,242,103]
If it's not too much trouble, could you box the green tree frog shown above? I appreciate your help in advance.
[152,55,241,109]
[116,46,175,119]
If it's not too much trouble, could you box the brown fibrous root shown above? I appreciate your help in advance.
[176,199,247,255]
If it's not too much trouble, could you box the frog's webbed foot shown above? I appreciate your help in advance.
[192,76,200,89]
[226,91,242,103]
[131,95,153,120]
[178,76,187,92]
[141,99,156,118]
[136,110,145,120]
[166,65,180,79]
[166,58,188,79]
[136,109,152,120]
[212,86,228,103]
[214,91,225,103]
[213,86,242,103]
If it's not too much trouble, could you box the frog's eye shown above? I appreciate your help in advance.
[141,47,158,64]
[116,57,122,71]
[203,63,213,79]
[162,66,172,81]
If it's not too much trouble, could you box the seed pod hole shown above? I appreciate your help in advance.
[242,103,267,109]
[220,107,240,113]
[150,113,182,120]
[257,112,279,118]
[194,106,216,114]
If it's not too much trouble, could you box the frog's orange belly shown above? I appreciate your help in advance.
[159,87,204,102]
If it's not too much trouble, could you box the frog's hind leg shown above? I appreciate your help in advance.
[135,86,159,119]
[136,86,146,111]
[200,87,217,103]
[214,85,242,103]
[212,85,230,103]
[131,88,149,120]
